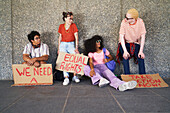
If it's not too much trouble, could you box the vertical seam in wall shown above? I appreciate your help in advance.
[117,0,123,44]
[120,0,123,21]
[11,0,13,64]
[66,0,68,11]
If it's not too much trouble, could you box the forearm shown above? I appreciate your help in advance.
[139,34,146,53]
[89,58,94,70]
[23,54,31,62]
[58,34,62,50]
[107,55,113,62]
[74,32,78,49]
[120,34,128,52]
[35,55,48,61]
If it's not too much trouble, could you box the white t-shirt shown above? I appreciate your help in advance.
[23,42,49,58]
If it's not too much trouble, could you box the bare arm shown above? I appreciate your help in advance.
[23,54,31,62]
[35,55,48,61]
[74,32,79,53]
[58,34,62,54]
[138,34,146,59]
[104,54,113,63]
[120,34,130,59]
[89,58,96,77]
[23,54,48,65]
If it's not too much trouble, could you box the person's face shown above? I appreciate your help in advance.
[125,13,136,23]
[96,40,101,48]
[31,35,41,45]
[65,15,73,25]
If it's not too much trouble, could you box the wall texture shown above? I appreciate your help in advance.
[0,0,12,80]
[0,0,169,80]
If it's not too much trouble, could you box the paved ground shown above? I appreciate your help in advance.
[0,76,170,113]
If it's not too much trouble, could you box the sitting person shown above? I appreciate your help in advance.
[22,31,49,67]
[83,35,137,91]
[116,8,146,74]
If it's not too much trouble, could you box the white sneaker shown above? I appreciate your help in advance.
[98,78,110,87]
[63,78,69,86]
[118,81,137,91]
[72,76,80,83]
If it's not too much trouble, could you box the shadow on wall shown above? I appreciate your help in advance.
[41,32,57,70]
[74,13,87,54]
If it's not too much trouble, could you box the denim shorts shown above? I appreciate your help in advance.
[59,41,75,54]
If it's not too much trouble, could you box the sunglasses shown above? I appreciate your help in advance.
[125,14,133,20]
[70,18,73,21]
[96,40,101,43]
[34,37,40,40]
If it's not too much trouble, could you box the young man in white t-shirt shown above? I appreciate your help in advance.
[22,31,49,67]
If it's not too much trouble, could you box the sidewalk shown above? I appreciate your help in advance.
[0,76,170,113]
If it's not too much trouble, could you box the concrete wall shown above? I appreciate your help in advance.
[0,0,169,80]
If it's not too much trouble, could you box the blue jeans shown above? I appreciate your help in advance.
[120,43,146,74]
[59,42,75,77]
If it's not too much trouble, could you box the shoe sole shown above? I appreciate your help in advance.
[99,82,110,88]
[119,81,137,91]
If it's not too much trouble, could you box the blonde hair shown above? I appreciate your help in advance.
[127,9,139,20]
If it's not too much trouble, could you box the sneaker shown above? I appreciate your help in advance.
[118,81,137,91]
[72,76,80,83]
[98,78,110,87]
[63,78,69,86]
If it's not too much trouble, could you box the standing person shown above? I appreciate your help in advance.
[58,12,80,85]
[83,35,137,91]
[116,8,146,74]
[23,31,49,67]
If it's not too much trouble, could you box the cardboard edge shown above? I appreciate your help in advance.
[11,83,53,87]
[121,73,169,88]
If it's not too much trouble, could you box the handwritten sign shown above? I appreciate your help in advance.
[12,64,53,86]
[55,52,88,75]
[121,73,169,88]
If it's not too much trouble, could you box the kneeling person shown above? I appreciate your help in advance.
[22,31,49,67]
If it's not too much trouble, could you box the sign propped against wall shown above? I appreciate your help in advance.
[121,73,169,88]
[12,64,53,86]
[55,52,88,75]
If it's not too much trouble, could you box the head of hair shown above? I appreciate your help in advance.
[127,8,139,20]
[62,12,73,22]
[27,31,40,43]
[84,35,104,55]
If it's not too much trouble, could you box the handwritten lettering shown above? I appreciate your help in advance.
[128,75,162,87]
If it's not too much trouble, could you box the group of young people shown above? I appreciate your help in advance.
[22,8,147,91]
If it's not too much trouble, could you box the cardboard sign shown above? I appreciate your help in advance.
[55,52,88,75]
[121,73,169,88]
[12,64,53,86]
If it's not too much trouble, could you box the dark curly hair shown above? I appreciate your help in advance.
[84,35,104,55]
[27,31,40,43]
[62,12,73,22]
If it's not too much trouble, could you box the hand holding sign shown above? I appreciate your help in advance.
[56,52,88,75]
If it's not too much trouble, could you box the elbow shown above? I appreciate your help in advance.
[45,56,49,61]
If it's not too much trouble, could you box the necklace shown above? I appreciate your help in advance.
[65,24,70,33]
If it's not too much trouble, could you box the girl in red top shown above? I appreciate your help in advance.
[58,12,80,85]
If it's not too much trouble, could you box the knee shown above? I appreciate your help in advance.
[40,61,47,64]
[22,62,27,64]
[83,65,91,76]
[34,62,40,67]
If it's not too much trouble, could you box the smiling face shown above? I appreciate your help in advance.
[65,15,73,25]
[31,35,41,45]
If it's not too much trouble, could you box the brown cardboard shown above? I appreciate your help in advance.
[55,52,88,75]
[121,73,169,88]
[12,64,53,86]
